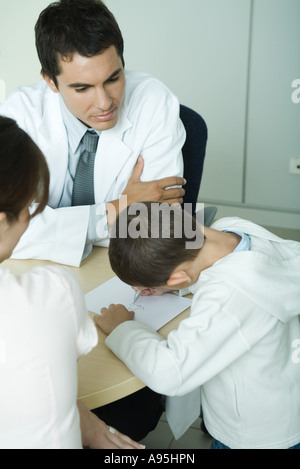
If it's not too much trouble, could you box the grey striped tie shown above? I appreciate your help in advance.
[72,130,99,206]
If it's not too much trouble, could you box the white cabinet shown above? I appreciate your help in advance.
[107,0,252,204]
[199,0,300,227]
[245,0,300,212]
[107,0,299,227]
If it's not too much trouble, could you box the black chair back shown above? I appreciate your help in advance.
[179,105,208,216]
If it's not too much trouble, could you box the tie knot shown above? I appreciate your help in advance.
[83,130,99,153]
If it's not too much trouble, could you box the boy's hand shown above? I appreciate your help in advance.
[94,304,134,335]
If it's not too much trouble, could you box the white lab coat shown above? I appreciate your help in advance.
[105,218,300,448]
[0,264,98,448]
[0,70,185,266]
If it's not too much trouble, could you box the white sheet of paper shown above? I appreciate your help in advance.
[85,276,192,331]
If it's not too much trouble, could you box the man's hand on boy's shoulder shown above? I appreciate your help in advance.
[94,304,134,335]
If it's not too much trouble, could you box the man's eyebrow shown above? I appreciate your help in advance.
[67,68,123,88]
[67,82,93,88]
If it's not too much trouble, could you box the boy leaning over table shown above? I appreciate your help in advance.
[95,202,300,449]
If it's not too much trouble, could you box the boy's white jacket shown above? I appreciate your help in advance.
[105,217,300,448]
[0,71,184,266]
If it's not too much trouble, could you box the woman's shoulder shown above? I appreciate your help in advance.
[0,264,82,310]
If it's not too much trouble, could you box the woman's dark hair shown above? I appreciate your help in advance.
[35,0,124,87]
[0,117,49,223]
[109,202,203,288]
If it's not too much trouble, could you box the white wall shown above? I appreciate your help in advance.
[0,0,50,93]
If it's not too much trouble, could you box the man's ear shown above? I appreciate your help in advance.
[166,270,192,287]
[42,73,59,93]
[0,212,7,224]
[0,212,7,233]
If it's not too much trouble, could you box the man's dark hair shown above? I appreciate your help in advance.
[109,202,202,288]
[35,0,124,86]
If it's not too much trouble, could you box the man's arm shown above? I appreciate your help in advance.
[106,156,186,227]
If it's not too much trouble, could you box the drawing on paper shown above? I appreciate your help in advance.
[128,303,144,312]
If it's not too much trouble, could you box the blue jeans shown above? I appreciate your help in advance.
[210,439,230,449]
[210,438,300,449]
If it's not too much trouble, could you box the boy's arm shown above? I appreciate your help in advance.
[95,293,278,397]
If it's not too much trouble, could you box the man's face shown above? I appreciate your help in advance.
[44,45,125,131]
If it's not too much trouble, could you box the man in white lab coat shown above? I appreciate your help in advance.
[0,0,187,442]
[0,0,186,268]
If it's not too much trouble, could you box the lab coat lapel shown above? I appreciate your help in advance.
[44,136,69,208]
[37,91,69,208]
[94,109,133,202]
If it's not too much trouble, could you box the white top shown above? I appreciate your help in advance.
[105,217,300,449]
[0,265,98,449]
[0,70,185,266]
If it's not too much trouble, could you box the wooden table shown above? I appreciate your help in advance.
[3,247,191,410]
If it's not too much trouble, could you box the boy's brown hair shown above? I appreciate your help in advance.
[109,202,203,288]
